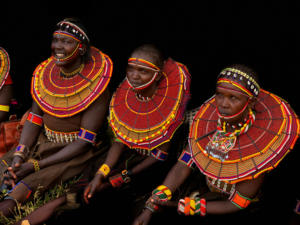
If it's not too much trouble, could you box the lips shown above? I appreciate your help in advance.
[54,53,65,59]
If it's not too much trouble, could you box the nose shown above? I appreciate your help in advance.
[219,97,230,110]
[128,70,140,81]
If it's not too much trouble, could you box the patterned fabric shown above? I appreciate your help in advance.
[109,58,191,150]
[150,148,168,161]
[31,47,112,117]
[0,47,10,90]
[189,89,300,184]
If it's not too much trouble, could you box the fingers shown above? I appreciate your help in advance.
[83,186,91,204]
[7,167,17,180]
[150,198,177,207]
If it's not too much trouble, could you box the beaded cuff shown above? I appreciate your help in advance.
[13,144,29,160]
[229,190,251,209]
[109,170,132,188]
[178,197,206,216]
[96,164,110,177]
[0,104,9,112]
[8,181,32,200]
[28,159,40,172]
[152,185,172,201]
[150,148,168,161]
[178,150,195,168]
[27,112,43,126]
[78,128,96,144]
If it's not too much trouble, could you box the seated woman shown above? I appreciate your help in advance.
[0,47,14,157]
[0,18,113,218]
[133,64,299,225]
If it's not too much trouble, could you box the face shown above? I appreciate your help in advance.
[215,82,249,122]
[126,63,157,88]
[51,32,80,66]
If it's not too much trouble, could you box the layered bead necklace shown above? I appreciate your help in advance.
[205,108,255,161]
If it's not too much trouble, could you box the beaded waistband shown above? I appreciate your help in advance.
[44,125,79,143]
[206,177,236,195]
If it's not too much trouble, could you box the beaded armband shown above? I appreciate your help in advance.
[229,190,252,209]
[109,169,132,188]
[27,112,43,126]
[78,128,96,144]
[96,164,110,177]
[13,144,29,160]
[150,148,168,161]
[178,197,206,216]
[28,159,40,172]
[0,104,9,112]
[178,150,195,168]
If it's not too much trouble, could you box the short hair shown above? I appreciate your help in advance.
[131,44,165,69]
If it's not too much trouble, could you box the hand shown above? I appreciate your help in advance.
[150,195,177,208]
[132,209,153,225]
[13,162,35,181]
[83,173,104,204]
[11,155,24,170]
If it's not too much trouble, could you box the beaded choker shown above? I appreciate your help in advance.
[60,63,84,78]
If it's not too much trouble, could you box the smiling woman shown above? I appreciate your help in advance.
[0,17,113,222]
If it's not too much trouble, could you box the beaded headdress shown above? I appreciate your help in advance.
[217,68,260,97]
[0,47,10,90]
[56,19,90,43]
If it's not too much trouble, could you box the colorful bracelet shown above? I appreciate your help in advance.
[13,144,29,160]
[152,185,172,201]
[27,112,43,126]
[109,170,132,188]
[0,104,9,112]
[96,163,110,177]
[229,190,251,209]
[78,127,96,144]
[144,197,159,213]
[28,159,40,172]
[178,197,206,216]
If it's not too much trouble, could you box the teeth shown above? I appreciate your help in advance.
[56,53,64,58]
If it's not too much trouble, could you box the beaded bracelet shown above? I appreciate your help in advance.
[229,190,251,209]
[27,112,43,127]
[178,197,206,216]
[13,144,29,160]
[96,164,110,177]
[109,170,132,188]
[152,185,172,201]
[28,159,40,172]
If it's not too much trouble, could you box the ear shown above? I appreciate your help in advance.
[79,43,87,56]
[248,97,257,109]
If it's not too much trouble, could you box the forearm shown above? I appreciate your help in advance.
[38,140,90,169]
[18,121,42,148]
[130,156,160,175]
[162,162,192,193]
[103,141,125,169]
[206,200,240,215]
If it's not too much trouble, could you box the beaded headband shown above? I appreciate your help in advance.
[56,20,90,43]
[126,58,160,90]
[218,68,260,97]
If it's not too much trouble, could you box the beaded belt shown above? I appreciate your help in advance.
[44,125,79,143]
[206,177,236,195]
[135,148,151,156]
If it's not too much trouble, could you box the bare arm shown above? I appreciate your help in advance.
[0,85,13,122]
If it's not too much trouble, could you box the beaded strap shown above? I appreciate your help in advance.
[0,104,9,112]
[178,197,206,216]
[78,128,96,144]
[96,164,110,177]
[13,144,29,160]
[228,190,251,209]
[178,150,195,168]
[27,112,43,126]
[28,159,40,172]
[150,148,168,161]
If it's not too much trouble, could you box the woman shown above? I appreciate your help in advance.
[0,18,113,217]
[133,64,299,225]
[0,47,14,157]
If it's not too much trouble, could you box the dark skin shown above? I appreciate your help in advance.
[0,85,13,122]
[133,82,264,225]
[83,52,167,203]
[0,33,110,217]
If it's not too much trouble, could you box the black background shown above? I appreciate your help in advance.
[1,1,300,114]
[1,1,300,224]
